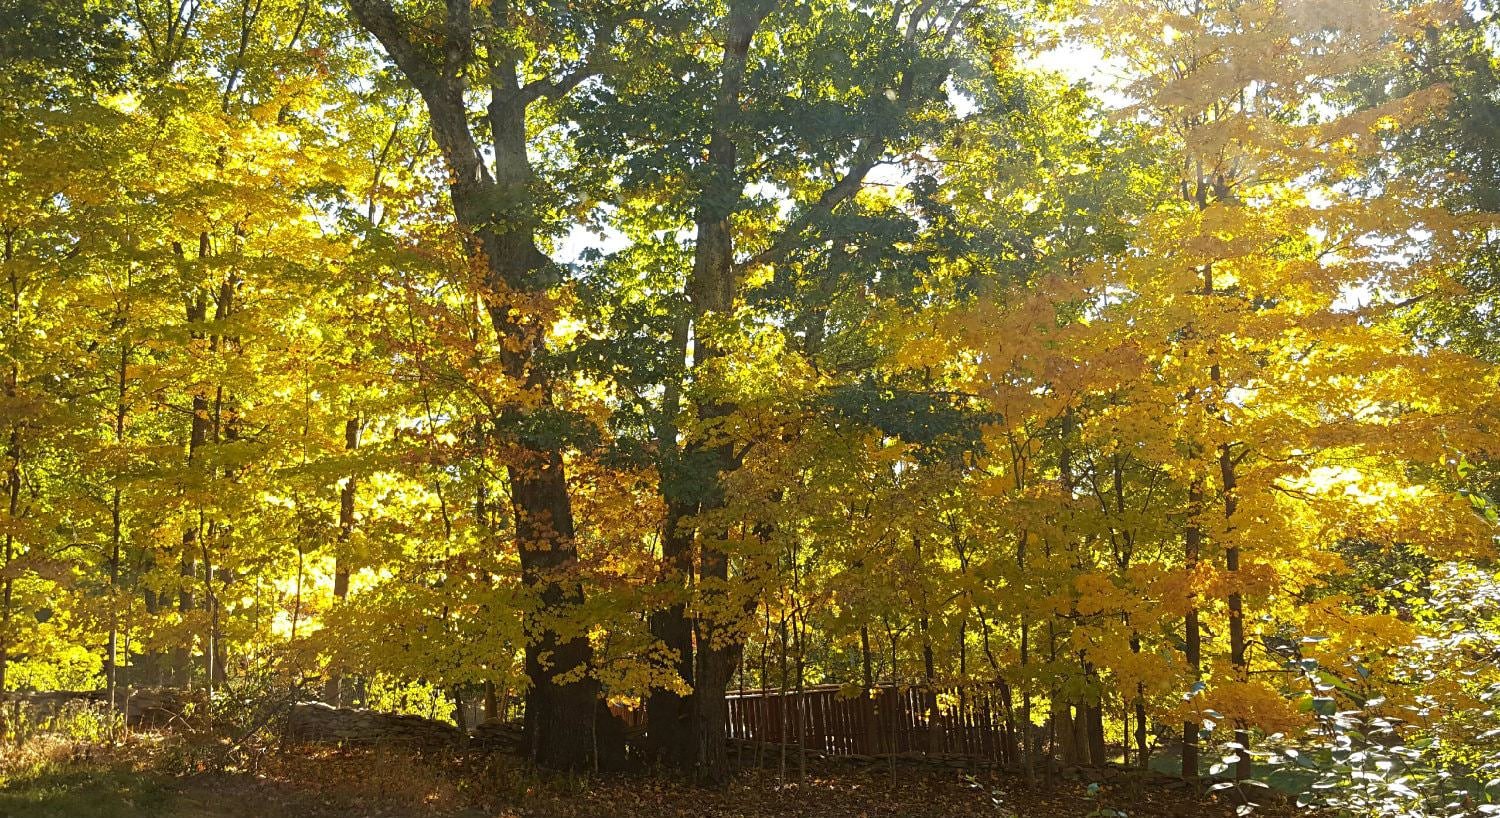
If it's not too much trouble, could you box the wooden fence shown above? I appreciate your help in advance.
[725,684,1017,762]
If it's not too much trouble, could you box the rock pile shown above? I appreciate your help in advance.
[1,688,202,729]
[286,701,463,747]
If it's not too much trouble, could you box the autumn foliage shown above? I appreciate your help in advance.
[1,0,1497,810]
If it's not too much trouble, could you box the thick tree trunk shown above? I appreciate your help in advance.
[344,0,609,769]
[646,499,695,766]
[654,0,939,778]
[653,0,773,784]
[511,454,601,769]
[1052,696,1078,767]
[1086,702,1106,767]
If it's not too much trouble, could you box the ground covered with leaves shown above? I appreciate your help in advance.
[0,736,1311,818]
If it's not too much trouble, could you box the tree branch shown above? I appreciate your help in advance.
[348,0,491,192]
[345,0,441,93]
[738,141,885,272]
[737,0,965,273]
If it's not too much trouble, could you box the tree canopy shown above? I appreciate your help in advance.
[1,0,1497,811]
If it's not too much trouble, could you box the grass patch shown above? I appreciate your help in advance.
[0,736,178,818]
[0,764,172,818]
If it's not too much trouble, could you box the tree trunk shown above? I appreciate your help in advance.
[1131,633,1148,768]
[669,0,774,784]
[861,625,881,753]
[344,0,607,769]
[1219,438,1248,780]
[1183,478,1203,780]
[175,284,211,688]
[483,680,498,721]
[1018,536,1034,781]
[1086,702,1106,767]
[1204,247,1249,781]
[511,454,601,769]
[1,401,18,701]
[325,416,359,706]
[646,499,695,766]
[106,339,128,711]
[0,232,13,702]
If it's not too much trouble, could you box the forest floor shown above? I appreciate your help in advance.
[0,735,1302,818]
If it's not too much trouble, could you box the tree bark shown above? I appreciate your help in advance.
[1183,478,1203,780]
[645,498,695,766]
[177,280,210,688]
[1218,410,1248,780]
[1131,633,1148,768]
[344,0,610,769]
[1,383,18,701]
[656,0,774,784]
[648,0,952,779]
[1086,701,1106,767]
[107,339,129,710]
[0,231,12,701]
[324,416,359,706]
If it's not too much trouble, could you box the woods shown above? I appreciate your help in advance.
[1,0,1499,814]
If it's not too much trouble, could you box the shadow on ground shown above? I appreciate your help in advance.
[0,765,172,818]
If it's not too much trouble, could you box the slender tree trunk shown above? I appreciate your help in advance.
[1219,438,1248,780]
[106,339,129,710]
[205,270,237,693]
[1018,530,1034,781]
[175,282,211,688]
[0,231,12,704]
[1,409,18,701]
[793,602,806,783]
[757,601,771,768]
[884,616,899,782]
[1205,250,1249,781]
[861,624,881,753]
[777,613,789,785]
[910,534,943,756]
[1131,633,1148,768]
[324,416,359,706]
[860,625,874,692]
[1183,478,1203,780]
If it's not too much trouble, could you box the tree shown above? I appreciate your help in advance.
[341,0,651,769]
